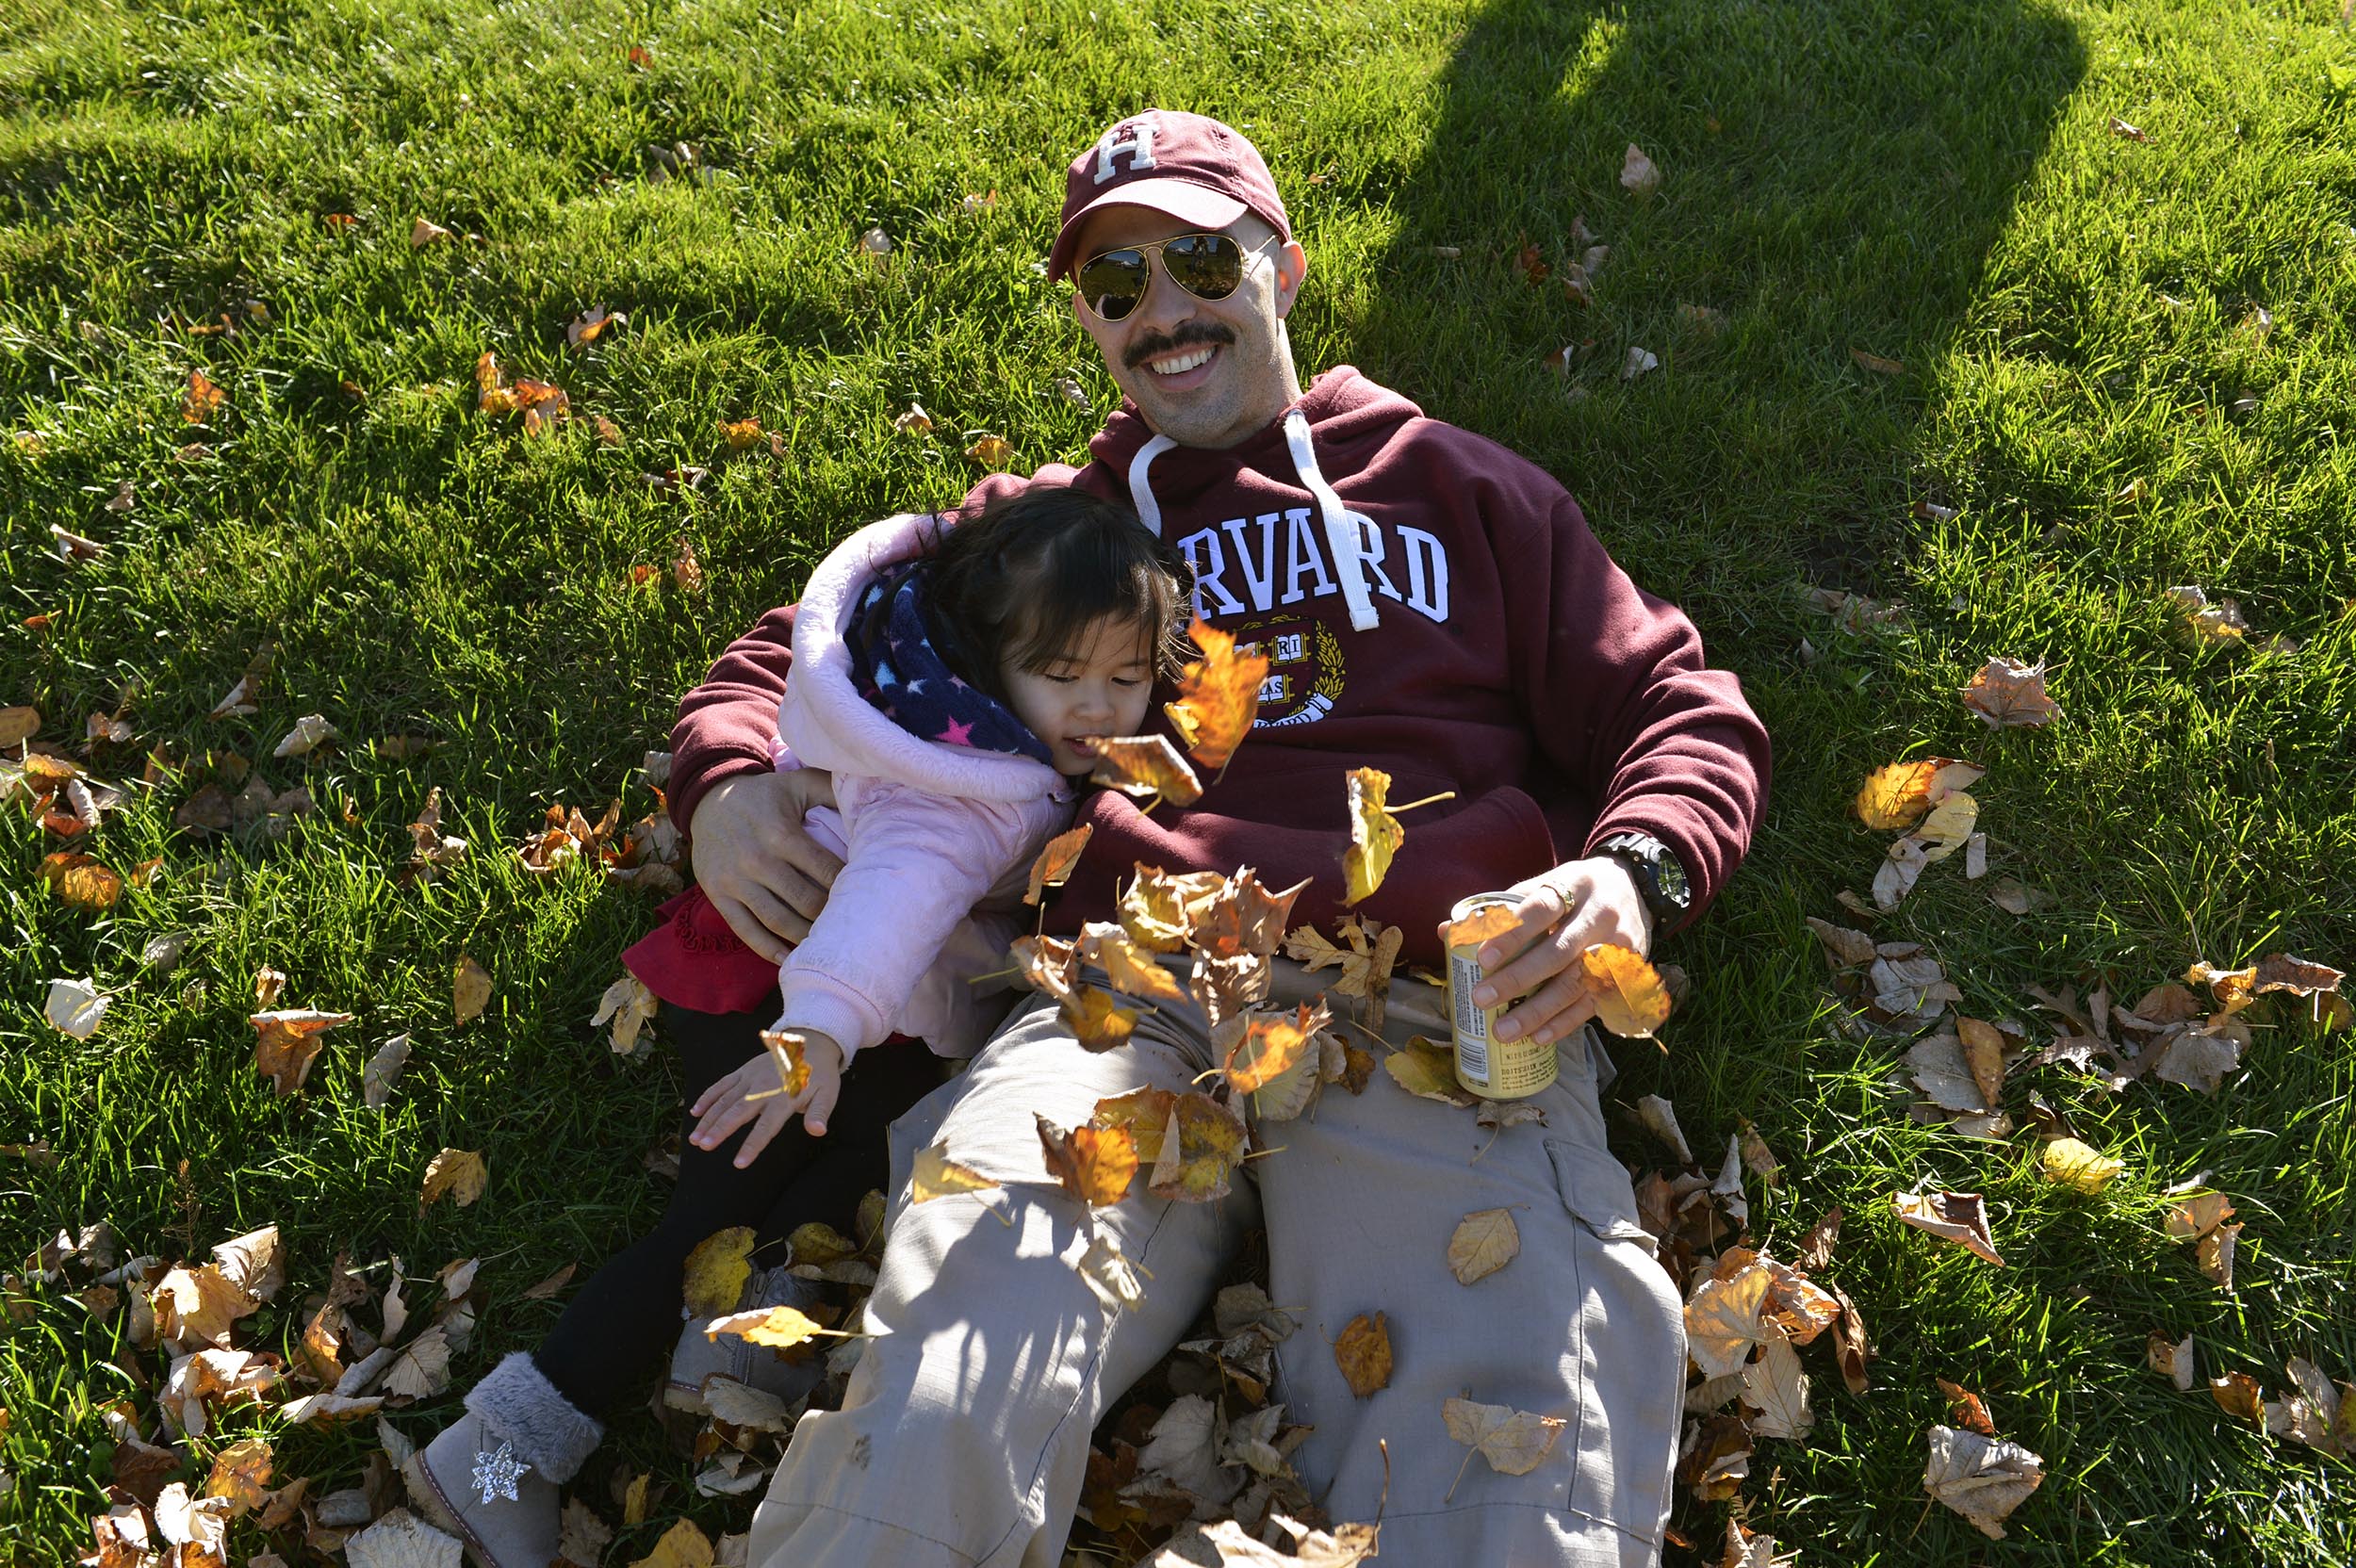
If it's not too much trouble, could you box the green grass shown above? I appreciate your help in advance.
[3,0,2352,1560]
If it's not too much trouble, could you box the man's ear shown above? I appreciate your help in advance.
[1071,291,1088,330]
[1272,241,1309,318]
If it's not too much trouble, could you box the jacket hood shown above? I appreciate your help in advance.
[779,512,1066,804]
[1085,366,1425,632]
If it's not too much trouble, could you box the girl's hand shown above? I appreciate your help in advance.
[687,1031,847,1168]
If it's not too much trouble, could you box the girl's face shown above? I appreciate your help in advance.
[999,615,1158,778]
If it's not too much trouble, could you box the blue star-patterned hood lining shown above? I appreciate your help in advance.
[845,559,1056,766]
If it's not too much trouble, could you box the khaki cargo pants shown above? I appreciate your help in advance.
[744,965,1684,1566]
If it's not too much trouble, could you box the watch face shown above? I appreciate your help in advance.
[1656,854,1691,906]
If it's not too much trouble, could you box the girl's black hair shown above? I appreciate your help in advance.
[920,487,1195,703]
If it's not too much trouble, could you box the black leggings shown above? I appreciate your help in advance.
[532,996,944,1418]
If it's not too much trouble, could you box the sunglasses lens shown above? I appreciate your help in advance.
[1077,251,1149,320]
[1164,234,1244,300]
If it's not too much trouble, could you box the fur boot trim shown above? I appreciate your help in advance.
[465,1352,603,1481]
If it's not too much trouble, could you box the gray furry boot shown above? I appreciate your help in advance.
[403,1352,602,1568]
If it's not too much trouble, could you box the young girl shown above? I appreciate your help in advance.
[406,487,1192,1565]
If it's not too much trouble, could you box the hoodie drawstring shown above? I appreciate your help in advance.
[1284,409,1381,630]
[1125,433,1178,537]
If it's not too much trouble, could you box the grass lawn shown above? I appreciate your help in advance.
[5,0,2354,1560]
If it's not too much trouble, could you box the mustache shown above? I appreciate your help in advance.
[1124,322,1234,371]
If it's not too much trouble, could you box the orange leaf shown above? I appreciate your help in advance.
[1024,824,1094,906]
[41,852,123,910]
[1082,735,1203,808]
[1959,656,2059,728]
[1853,757,1982,829]
[1036,1114,1137,1205]
[183,369,226,424]
[1342,766,1403,906]
[720,416,763,451]
[1579,943,1672,1038]
[1938,1378,1996,1438]
[1163,619,1268,770]
[1223,1002,1321,1092]
[251,1009,355,1097]
[1446,900,1522,950]
[759,1029,812,1099]
[965,433,1016,470]
[1062,986,1141,1053]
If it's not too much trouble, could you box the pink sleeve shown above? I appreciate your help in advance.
[772,776,1065,1061]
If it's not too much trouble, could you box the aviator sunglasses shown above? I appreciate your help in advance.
[1073,232,1273,321]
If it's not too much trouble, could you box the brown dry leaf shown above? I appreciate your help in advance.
[251,1009,356,1097]
[911,1142,1001,1203]
[1063,987,1143,1054]
[1957,1016,2008,1109]
[1922,1425,2044,1539]
[1855,758,1982,829]
[1892,1189,2004,1265]
[1961,657,2059,728]
[1619,143,1661,197]
[2165,1190,2236,1242]
[1938,1378,1997,1438]
[2148,1331,2196,1391]
[382,1323,453,1399]
[1850,347,1906,376]
[452,955,492,1025]
[1448,1208,1522,1285]
[1442,1396,1566,1496]
[184,369,227,424]
[1025,824,1094,906]
[892,403,933,436]
[1579,944,1672,1038]
[152,1264,258,1350]
[681,1228,755,1318]
[758,1030,811,1099]
[1146,1093,1248,1203]
[591,974,659,1056]
[1284,917,1404,1031]
[1685,1264,1775,1378]
[1741,1339,1813,1440]
[2108,114,2151,143]
[1383,1037,1477,1106]
[2195,1222,2242,1290]
[0,705,39,745]
[568,305,628,349]
[671,537,706,594]
[1012,934,1080,1001]
[420,1149,487,1209]
[2209,1372,2264,1424]
[1332,1312,1392,1397]
[1083,735,1203,808]
[1164,619,1268,771]
[204,1437,273,1517]
[1078,923,1188,1006]
[1037,1114,1138,1206]
[41,851,123,910]
[1341,767,1404,906]
[521,1262,578,1300]
[1224,1004,1322,1093]
[411,218,451,248]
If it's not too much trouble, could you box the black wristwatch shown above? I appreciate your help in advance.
[1598,832,1693,926]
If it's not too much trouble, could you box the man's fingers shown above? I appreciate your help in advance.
[753,854,833,925]
[1473,898,1591,1009]
[1497,969,1598,1044]
[708,890,789,965]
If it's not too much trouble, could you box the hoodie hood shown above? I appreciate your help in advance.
[1089,367,1424,631]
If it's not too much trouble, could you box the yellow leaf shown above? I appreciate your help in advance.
[2039,1137,2124,1193]
[1144,1093,1247,1204]
[1078,923,1189,1006]
[785,1220,859,1265]
[756,1028,812,1099]
[1163,619,1268,770]
[910,1142,1000,1203]
[1062,987,1142,1054]
[41,851,123,910]
[420,1148,487,1209]
[452,955,492,1024]
[1342,767,1403,906]
[1383,1038,1476,1105]
[1036,1114,1138,1206]
[704,1303,841,1349]
[680,1227,754,1318]
[1579,943,1672,1038]
[630,1516,715,1568]
[964,433,1015,470]
[1333,1312,1393,1397]
[1854,757,1981,829]
[1447,1207,1522,1284]
[1088,1087,1178,1164]
[204,1437,272,1517]
[1024,824,1093,906]
[720,416,762,451]
[1082,735,1203,808]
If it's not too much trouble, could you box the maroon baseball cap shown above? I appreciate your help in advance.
[1046,110,1292,283]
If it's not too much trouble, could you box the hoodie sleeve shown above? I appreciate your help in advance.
[669,602,796,837]
[1498,488,1771,928]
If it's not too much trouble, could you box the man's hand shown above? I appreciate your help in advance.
[689,771,844,964]
[1432,857,1654,1049]
[688,1029,847,1166]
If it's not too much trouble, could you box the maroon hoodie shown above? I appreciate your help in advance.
[670,367,1768,967]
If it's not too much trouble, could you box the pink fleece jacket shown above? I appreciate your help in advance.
[768,513,1073,1063]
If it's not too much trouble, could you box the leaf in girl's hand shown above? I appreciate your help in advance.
[1342,767,1403,906]
[1081,736,1203,808]
[757,1030,810,1099]
[1062,986,1141,1053]
[1024,824,1093,906]
[1036,1114,1138,1205]
[1579,944,1673,1038]
[1163,619,1268,770]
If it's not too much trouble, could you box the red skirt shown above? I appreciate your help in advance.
[622,886,784,1016]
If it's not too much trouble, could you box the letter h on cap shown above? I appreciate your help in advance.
[1094,116,1159,184]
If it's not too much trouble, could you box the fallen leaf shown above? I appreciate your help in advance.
[682,1228,755,1318]
[1619,143,1661,196]
[911,1142,1001,1203]
[965,433,1015,470]
[0,705,40,745]
[204,1436,273,1517]
[1448,1208,1522,1284]
[420,1149,486,1209]
[382,1323,453,1399]
[1621,346,1660,381]
[1082,735,1203,808]
[2108,114,2151,143]
[630,1517,715,1568]
[1164,619,1268,770]
[591,973,659,1055]
[184,369,227,424]
[1025,824,1094,905]
[1960,657,2059,728]
[1922,1425,2043,1539]
[2148,1331,2196,1391]
[1938,1378,1996,1438]
[1892,1190,2004,1265]
[569,305,628,349]
[2040,1137,2124,1193]
[2209,1371,2264,1424]
[2195,1222,2242,1290]
[558,1498,614,1567]
[1342,766,1404,906]
[1333,1312,1392,1396]
[1855,759,1981,829]
[1686,1265,1775,1378]
[1849,348,1906,376]
[1742,1339,1813,1439]
[1038,1114,1138,1206]
[1443,1396,1566,1497]
[2165,1190,2235,1242]
[452,955,492,1024]
[272,713,338,759]
[1579,943,1672,1037]
[251,1009,356,1097]
[44,976,108,1037]
[41,851,123,909]
[411,218,451,248]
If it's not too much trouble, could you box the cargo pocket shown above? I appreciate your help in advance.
[1546,1136,1657,1256]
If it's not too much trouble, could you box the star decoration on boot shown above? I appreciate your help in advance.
[470,1441,532,1506]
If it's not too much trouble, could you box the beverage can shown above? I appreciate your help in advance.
[1446,893,1558,1099]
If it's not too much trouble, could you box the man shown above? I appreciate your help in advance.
[677,111,1768,1566]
